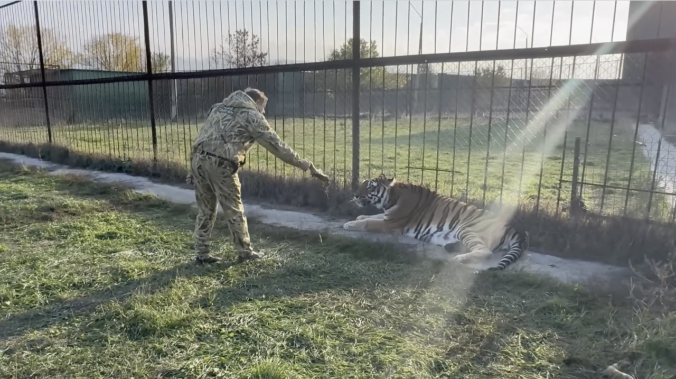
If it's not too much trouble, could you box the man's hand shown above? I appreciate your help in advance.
[309,164,330,186]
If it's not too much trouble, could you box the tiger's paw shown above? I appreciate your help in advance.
[451,253,473,264]
[356,215,370,220]
[343,221,362,231]
[452,249,491,264]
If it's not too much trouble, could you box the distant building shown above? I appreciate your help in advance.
[626,1,676,41]
[623,1,676,128]
[2,68,170,123]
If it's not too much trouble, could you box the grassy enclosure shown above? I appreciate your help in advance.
[0,160,674,378]
[0,113,668,219]
[2,1,675,376]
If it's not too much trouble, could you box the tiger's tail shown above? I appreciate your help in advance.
[489,230,529,271]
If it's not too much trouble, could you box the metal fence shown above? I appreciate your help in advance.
[1,1,676,222]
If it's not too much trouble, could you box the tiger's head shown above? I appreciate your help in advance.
[350,174,395,209]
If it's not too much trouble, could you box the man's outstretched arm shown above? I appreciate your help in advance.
[249,115,311,170]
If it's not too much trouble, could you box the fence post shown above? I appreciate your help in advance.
[351,1,361,191]
[570,136,582,218]
[168,1,178,122]
[142,1,158,162]
[33,1,52,144]
[646,83,672,220]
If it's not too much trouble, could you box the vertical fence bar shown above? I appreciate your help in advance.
[421,62,430,185]
[623,52,651,215]
[482,60,496,207]
[33,1,52,144]
[434,63,444,191]
[580,55,600,197]
[482,2,500,206]
[351,1,360,190]
[570,136,582,218]
[518,58,534,202]
[556,3,576,216]
[466,62,478,201]
[556,56,576,216]
[599,57,625,213]
[367,1,373,179]
[450,62,460,197]
[142,1,158,162]
[500,1,519,204]
[646,83,672,220]
[169,1,177,122]
[536,54,557,215]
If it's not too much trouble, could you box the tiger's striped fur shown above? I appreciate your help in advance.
[343,174,529,271]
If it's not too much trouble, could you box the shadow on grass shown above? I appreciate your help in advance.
[0,165,423,343]
[422,268,648,378]
[0,261,216,340]
[2,163,673,378]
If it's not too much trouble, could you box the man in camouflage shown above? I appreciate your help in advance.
[187,88,329,265]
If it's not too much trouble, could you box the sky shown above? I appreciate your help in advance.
[0,1,631,72]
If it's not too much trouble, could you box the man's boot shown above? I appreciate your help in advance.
[196,254,222,265]
[236,251,265,264]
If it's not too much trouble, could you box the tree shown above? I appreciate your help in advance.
[476,64,510,86]
[325,38,382,92]
[150,52,171,73]
[78,33,170,73]
[319,38,407,92]
[383,71,409,90]
[211,29,267,68]
[79,33,144,72]
[418,63,438,76]
[417,63,440,89]
[530,67,552,86]
[327,37,379,61]
[0,24,73,82]
[473,64,511,113]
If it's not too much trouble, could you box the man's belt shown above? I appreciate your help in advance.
[196,150,244,167]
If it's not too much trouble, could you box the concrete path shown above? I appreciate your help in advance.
[0,151,629,288]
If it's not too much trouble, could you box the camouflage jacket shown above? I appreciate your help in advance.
[192,90,305,169]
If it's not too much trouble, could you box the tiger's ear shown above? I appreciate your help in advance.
[378,174,396,186]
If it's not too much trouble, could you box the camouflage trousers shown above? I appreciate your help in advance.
[190,152,253,258]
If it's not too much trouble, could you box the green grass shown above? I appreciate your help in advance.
[0,160,674,378]
[2,114,668,219]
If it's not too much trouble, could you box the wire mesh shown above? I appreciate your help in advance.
[1,1,676,223]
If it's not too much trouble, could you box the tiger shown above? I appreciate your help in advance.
[342,174,529,271]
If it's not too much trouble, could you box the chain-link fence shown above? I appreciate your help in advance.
[1,1,676,223]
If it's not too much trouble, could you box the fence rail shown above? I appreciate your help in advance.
[2,1,676,223]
